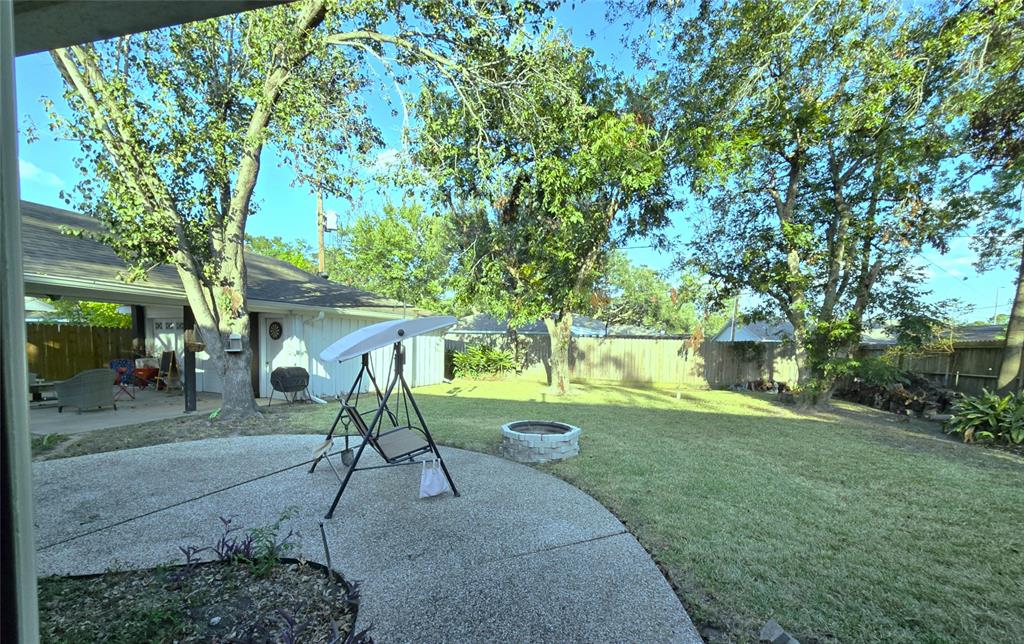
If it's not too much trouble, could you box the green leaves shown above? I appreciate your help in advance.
[946,389,1024,445]
[326,202,454,311]
[417,32,670,326]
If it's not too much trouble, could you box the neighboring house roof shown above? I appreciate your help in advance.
[712,319,795,343]
[20,201,408,315]
[449,313,674,338]
[713,318,1008,346]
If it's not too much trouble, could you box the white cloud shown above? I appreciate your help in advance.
[372,148,401,172]
[19,158,64,189]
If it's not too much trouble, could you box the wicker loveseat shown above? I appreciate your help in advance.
[55,368,116,413]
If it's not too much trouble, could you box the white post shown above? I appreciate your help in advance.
[0,1,40,639]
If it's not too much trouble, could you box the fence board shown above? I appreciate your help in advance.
[26,323,134,381]
[446,332,1006,394]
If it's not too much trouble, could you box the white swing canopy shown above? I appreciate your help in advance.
[318,315,457,364]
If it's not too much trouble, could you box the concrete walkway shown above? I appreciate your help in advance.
[33,436,701,643]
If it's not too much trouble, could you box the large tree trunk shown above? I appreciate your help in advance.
[545,314,572,395]
[997,248,1024,393]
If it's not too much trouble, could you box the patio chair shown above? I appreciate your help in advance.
[109,358,136,400]
[55,368,117,413]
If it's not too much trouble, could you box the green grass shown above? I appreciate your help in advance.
[39,378,1024,642]
[405,379,1024,643]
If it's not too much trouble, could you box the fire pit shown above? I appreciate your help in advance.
[500,420,580,463]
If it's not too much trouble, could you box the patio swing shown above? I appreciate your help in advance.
[310,316,460,519]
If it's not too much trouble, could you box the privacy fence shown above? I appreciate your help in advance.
[446,332,1005,394]
[26,323,134,381]
[445,332,801,389]
[858,342,1005,396]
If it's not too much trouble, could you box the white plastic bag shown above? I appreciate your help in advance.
[419,459,450,498]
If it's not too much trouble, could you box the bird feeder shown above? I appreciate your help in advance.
[225,332,243,353]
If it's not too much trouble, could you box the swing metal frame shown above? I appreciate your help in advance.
[310,341,459,519]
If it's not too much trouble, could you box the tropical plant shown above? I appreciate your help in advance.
[945,389,1024,445]
[452,345,516,378]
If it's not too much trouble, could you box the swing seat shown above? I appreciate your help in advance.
[342,403,431,463]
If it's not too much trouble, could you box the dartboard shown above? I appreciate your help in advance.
[268,321,283,340]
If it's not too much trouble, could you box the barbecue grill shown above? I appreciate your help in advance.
[269,366,310,405]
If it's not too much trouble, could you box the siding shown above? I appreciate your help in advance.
[143,309,446,397]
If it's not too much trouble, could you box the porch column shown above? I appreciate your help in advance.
[130,305,146,356]
[249,312,260,396]
[0,3,40,639]
[183,306,196,412]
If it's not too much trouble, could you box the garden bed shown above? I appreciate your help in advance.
[38,558,363,643]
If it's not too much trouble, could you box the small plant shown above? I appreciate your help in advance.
[197,509,300,578]
[31,433,67,455]
[945,390,1024,445]
[452,344,516,378]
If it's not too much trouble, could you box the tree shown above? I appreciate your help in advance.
[417,38,670,393]
[594,252,706,334]
[246,235,315,273]
[40,299,130,328]
[326,202,454,311]
[641,0,970,402]
[46,0,560,418]
[930,0,1023,391]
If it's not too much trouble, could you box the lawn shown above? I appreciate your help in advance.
[35,378,1024,643]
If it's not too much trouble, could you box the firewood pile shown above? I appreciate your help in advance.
[835,372,959,418]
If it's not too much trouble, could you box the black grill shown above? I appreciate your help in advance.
[270,367,309,393]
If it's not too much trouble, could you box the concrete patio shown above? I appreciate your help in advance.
[32,388,231,435]
[33,435,702,643]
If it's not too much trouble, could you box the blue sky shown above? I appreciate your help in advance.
[13,2,1015,323]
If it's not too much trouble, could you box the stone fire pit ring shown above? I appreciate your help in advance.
[500,420,581,464]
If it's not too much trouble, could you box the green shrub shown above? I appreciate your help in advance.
[945,390,1024,445]
[855,356,909,387]
[452,345,516,378]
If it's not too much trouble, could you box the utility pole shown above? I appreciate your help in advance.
[316,188,326,276]
[730,293,740,342]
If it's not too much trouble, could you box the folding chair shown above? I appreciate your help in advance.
[109,358,136,400]
[311,344,459,519]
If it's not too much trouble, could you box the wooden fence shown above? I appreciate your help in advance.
[447,332,1006,394]
[26,323,134,381]
[445,332,800,389]
[859,343,1005,396]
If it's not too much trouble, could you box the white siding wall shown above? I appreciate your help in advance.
[282,313,447,398]
[144,306,446,396]
[144,305,212,393]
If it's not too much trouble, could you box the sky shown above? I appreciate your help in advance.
[12,1,1016,324]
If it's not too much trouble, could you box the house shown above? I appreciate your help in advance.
[21,201,445,400]
[711,318,1007,347]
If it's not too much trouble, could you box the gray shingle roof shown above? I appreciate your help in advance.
[713,318,1007,345]
[21,201,406,312]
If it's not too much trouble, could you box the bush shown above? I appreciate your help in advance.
[945,390,1024,445]
[452,345,515,378]
[855,356,909,388]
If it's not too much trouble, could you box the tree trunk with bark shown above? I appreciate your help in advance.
[545,314,573,395]
[997,247,1024,393]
